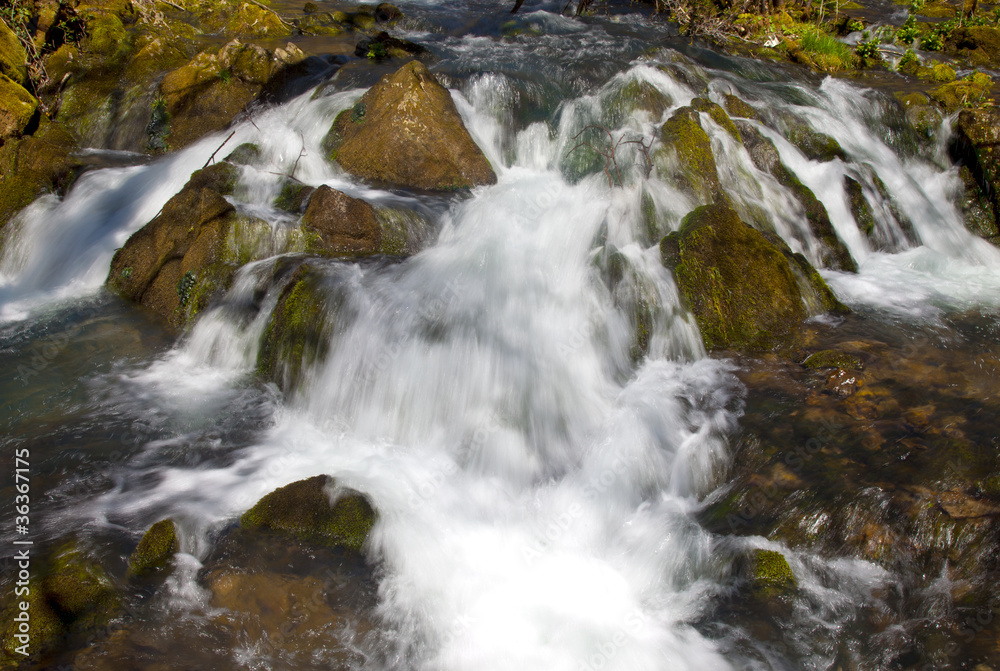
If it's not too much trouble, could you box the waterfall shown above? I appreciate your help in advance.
[2,13,1000,667]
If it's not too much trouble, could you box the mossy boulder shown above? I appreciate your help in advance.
[256,262,330,389]
[106,162,245,326]
[0,18,28,86]
[803,349,864,370]
[155,41,302,150]
[240,475,377,552]
[722,93,760,120]
[660,203,843,352]
[42,542,120,627]
[691,96,740,141]
[0,584,64,667]
[947,26,1000,68]
[950,106,1000,239]
[274,179,314,213]
[784,121,846,162]
[225,142,261,166]
[127,519,179,577]
[0,74,39,143]
[324,60,497,191]
[0,120,79,230]
[602,78,671,127]
[930,71,993,111]
[654,106,721,205]
[748,548,797,595]
[737,121,857,271]
[226,2,293,38]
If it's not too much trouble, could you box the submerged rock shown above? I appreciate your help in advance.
[803,349,865,371]
[323,60,496,191]
[127,519,179,577]
[660,203,843,352]
[240,475,377,552]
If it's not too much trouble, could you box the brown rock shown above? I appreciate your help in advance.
[301,185,382,256]
[324,60,496,191]
[106,163,240,326]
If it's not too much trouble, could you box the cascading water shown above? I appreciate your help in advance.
[3,3,1000,669]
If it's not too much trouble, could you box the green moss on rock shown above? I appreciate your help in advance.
[128,519,179,576]
[603,78,671,127]
[661,203,843,352]
[0,74,39,143]
[0,18,27,86]
[257,263,329,389]
[655,106,721,205]
[0,585,64,666]
[692,97,741,141]
[785,122,847,162]
[749,548,797,593]
[225,142,262,166]
[723,93,760,120]
[803,349,865,370]
[42,541,120,629]
[240,475,377,552]
[274,180,315,213]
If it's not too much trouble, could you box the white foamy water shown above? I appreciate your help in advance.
[3,30,1000,669]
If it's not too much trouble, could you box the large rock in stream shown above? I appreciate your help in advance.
[660,203,844,352]
[324,60,496,191]
[241,475,377,553]
[106,162,246,327]
[950,107,1000,244]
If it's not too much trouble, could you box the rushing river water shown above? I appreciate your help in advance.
[2,1,1000,669]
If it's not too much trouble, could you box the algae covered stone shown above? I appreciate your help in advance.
[128,519,179,576]
[0,585,64,666]
[0,18,27,86]
[256,262,331,389]
[660,203,843,352]
[749,548,797,594]
[0,74,39,142]
[106,163,242,326]
[654,106,721,205]
[324,60,496,191]
[803,349,864,370]
[240,475,377,552]
[42,541,121,633]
